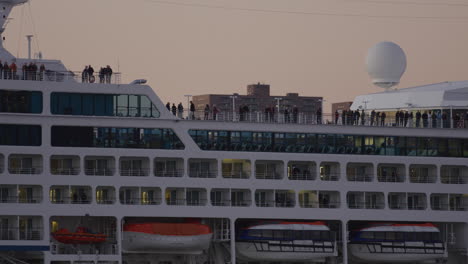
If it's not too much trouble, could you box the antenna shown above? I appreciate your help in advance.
[26,34,32,59]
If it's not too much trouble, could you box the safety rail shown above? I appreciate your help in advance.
[431,202,468,211]
[211,200,232,206]
[360,241,445,254]
[0,69,122,84]
[255,172,282,180]
[8,167,42,175]
[248,239,336,253]
[377,174,405,183]
[166,199,187,206]
[0,228,42,241]
[231,200,252,207]
[275,200,295,208]
[175,110,468,130]
[85,168,114,176]
[119,168,150,177]
[155,169,184,178]
[50,196,91,204]
[51,168,80,176]
[188,169,217,178]
[51,242,119,255]
[96,199,116,205]
[255,200,275,207]
[186,199,208,206]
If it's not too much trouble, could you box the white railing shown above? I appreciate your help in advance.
[0,69,122,84]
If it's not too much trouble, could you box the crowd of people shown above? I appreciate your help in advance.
[0,60,46,81]
[82,65,113,83]
[334,109,468,128]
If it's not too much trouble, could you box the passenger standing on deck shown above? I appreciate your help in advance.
[334,110,339,125]
[212,105,219,121]
[3,62,9,79]
[422,111,428,128]
[293,106,298,123]
[404,111,409,127]
[99,68,105,83]
[316,108,322,124]
[88,65,95,83]
[370,110,375,126]
[166,102,170,111]
[39,64,45,81]
[82,66,88,83]
[190,101,195,120]
[204,104,210,120]
[361,110,365,125]
[415,111,421,128]
[10,61,17,80]
[177,103,184,119]
[381,112,386,126]
[171,103,177,116]
[105,65,113,83]
[431,111,437,128]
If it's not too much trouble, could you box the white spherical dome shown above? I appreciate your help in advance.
[366,41,407,89]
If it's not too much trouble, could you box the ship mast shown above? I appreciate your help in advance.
[0,0,28,60]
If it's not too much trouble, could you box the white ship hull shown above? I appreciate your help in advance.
[122,231,212,254]
[349,243,447,263]
[236,241,337,262]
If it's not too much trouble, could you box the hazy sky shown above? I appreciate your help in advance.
[5,0,468,111]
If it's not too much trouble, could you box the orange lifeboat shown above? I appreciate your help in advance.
[52,227,107,244]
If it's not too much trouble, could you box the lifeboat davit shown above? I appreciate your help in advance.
[349,223,447,263]
[236,221,337,262]
[52,227,107,244]
[122,222,213,254]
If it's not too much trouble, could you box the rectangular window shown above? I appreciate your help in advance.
[0,124,41,146]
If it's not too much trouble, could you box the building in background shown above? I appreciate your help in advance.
[192,83,323,116]
[331,101,353,114]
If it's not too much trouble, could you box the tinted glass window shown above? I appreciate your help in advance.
[0,90,42,114]
[0,124,41,146]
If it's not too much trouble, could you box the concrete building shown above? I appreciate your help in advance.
[192,83,323,115]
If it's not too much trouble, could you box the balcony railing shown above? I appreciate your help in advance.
[18,196,42,204]
[97,199,116,205]
[410,175,437,183]
[320,173,340,181]
[166,199,186,206]
[120,198,161,205]
[347,201,385,209]
[255,172,282,180]
[85,168,114,176]
[275,200,295,208]
[186,199,208,206]
[288,172,315,181]
[8,167,42,175]
[441,175,467,184]
[0,196,18,203]
[222,171,250,179]
[211,200,231,206]
[119,168,149,176]
[155,169,184,177]
[189,169,216,178]
[255,200,275,207]
[377,174,404,183]
[347,174,373,182]
[51,196,91,204]
[231,200,251,207]
[0,228,42,240]
[431,202,467,211]
[51,168,80,176]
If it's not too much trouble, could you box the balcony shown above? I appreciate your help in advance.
[440,166,468,184]
[288,161,316,180]
[255,161,283,180]
[8,155,42,175]
[0,216,42,241]
[409,165,437,183]
[347,163,373,182]
[189,158,217,178]
[431,193,468,211]
[50,186,92,204]
[211,189,231,206]
[347,192,385,209]
[18,185,42,204]
[166,188,186,206]
[320,163,340,181]
[186,188,208,206]
[231,189,251,207]
[119,187,140,205]
[389,192,426,210]
[0,185,18,203]
[377,164,405,183]
[96,186,116,205]
[299,191,319,208]
[50,155,80,176]
[274,190,295,208]
[255,190,275,207]
[120,157,150,176]
[222,159,251,179]
[319,191,340,208]
[155,158,184,177]
[85,156,115,176]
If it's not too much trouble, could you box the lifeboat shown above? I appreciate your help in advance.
[349,223,447,263]
[52,227,107,244]
[122,222,213,254]
[236,221,337,262]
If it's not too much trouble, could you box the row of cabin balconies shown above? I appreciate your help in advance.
[0,216,43,241]
[1,154,467,184]
[2,184,467,211]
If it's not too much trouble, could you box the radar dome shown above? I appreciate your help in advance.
[366,41,407,89]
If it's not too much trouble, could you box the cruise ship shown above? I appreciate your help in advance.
[0,1,467,264]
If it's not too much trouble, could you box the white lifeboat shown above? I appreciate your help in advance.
[236,221,337,262]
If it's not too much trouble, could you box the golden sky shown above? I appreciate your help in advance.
[6,0,468,111]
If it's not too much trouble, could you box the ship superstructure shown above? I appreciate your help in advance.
[0,1,467,264]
